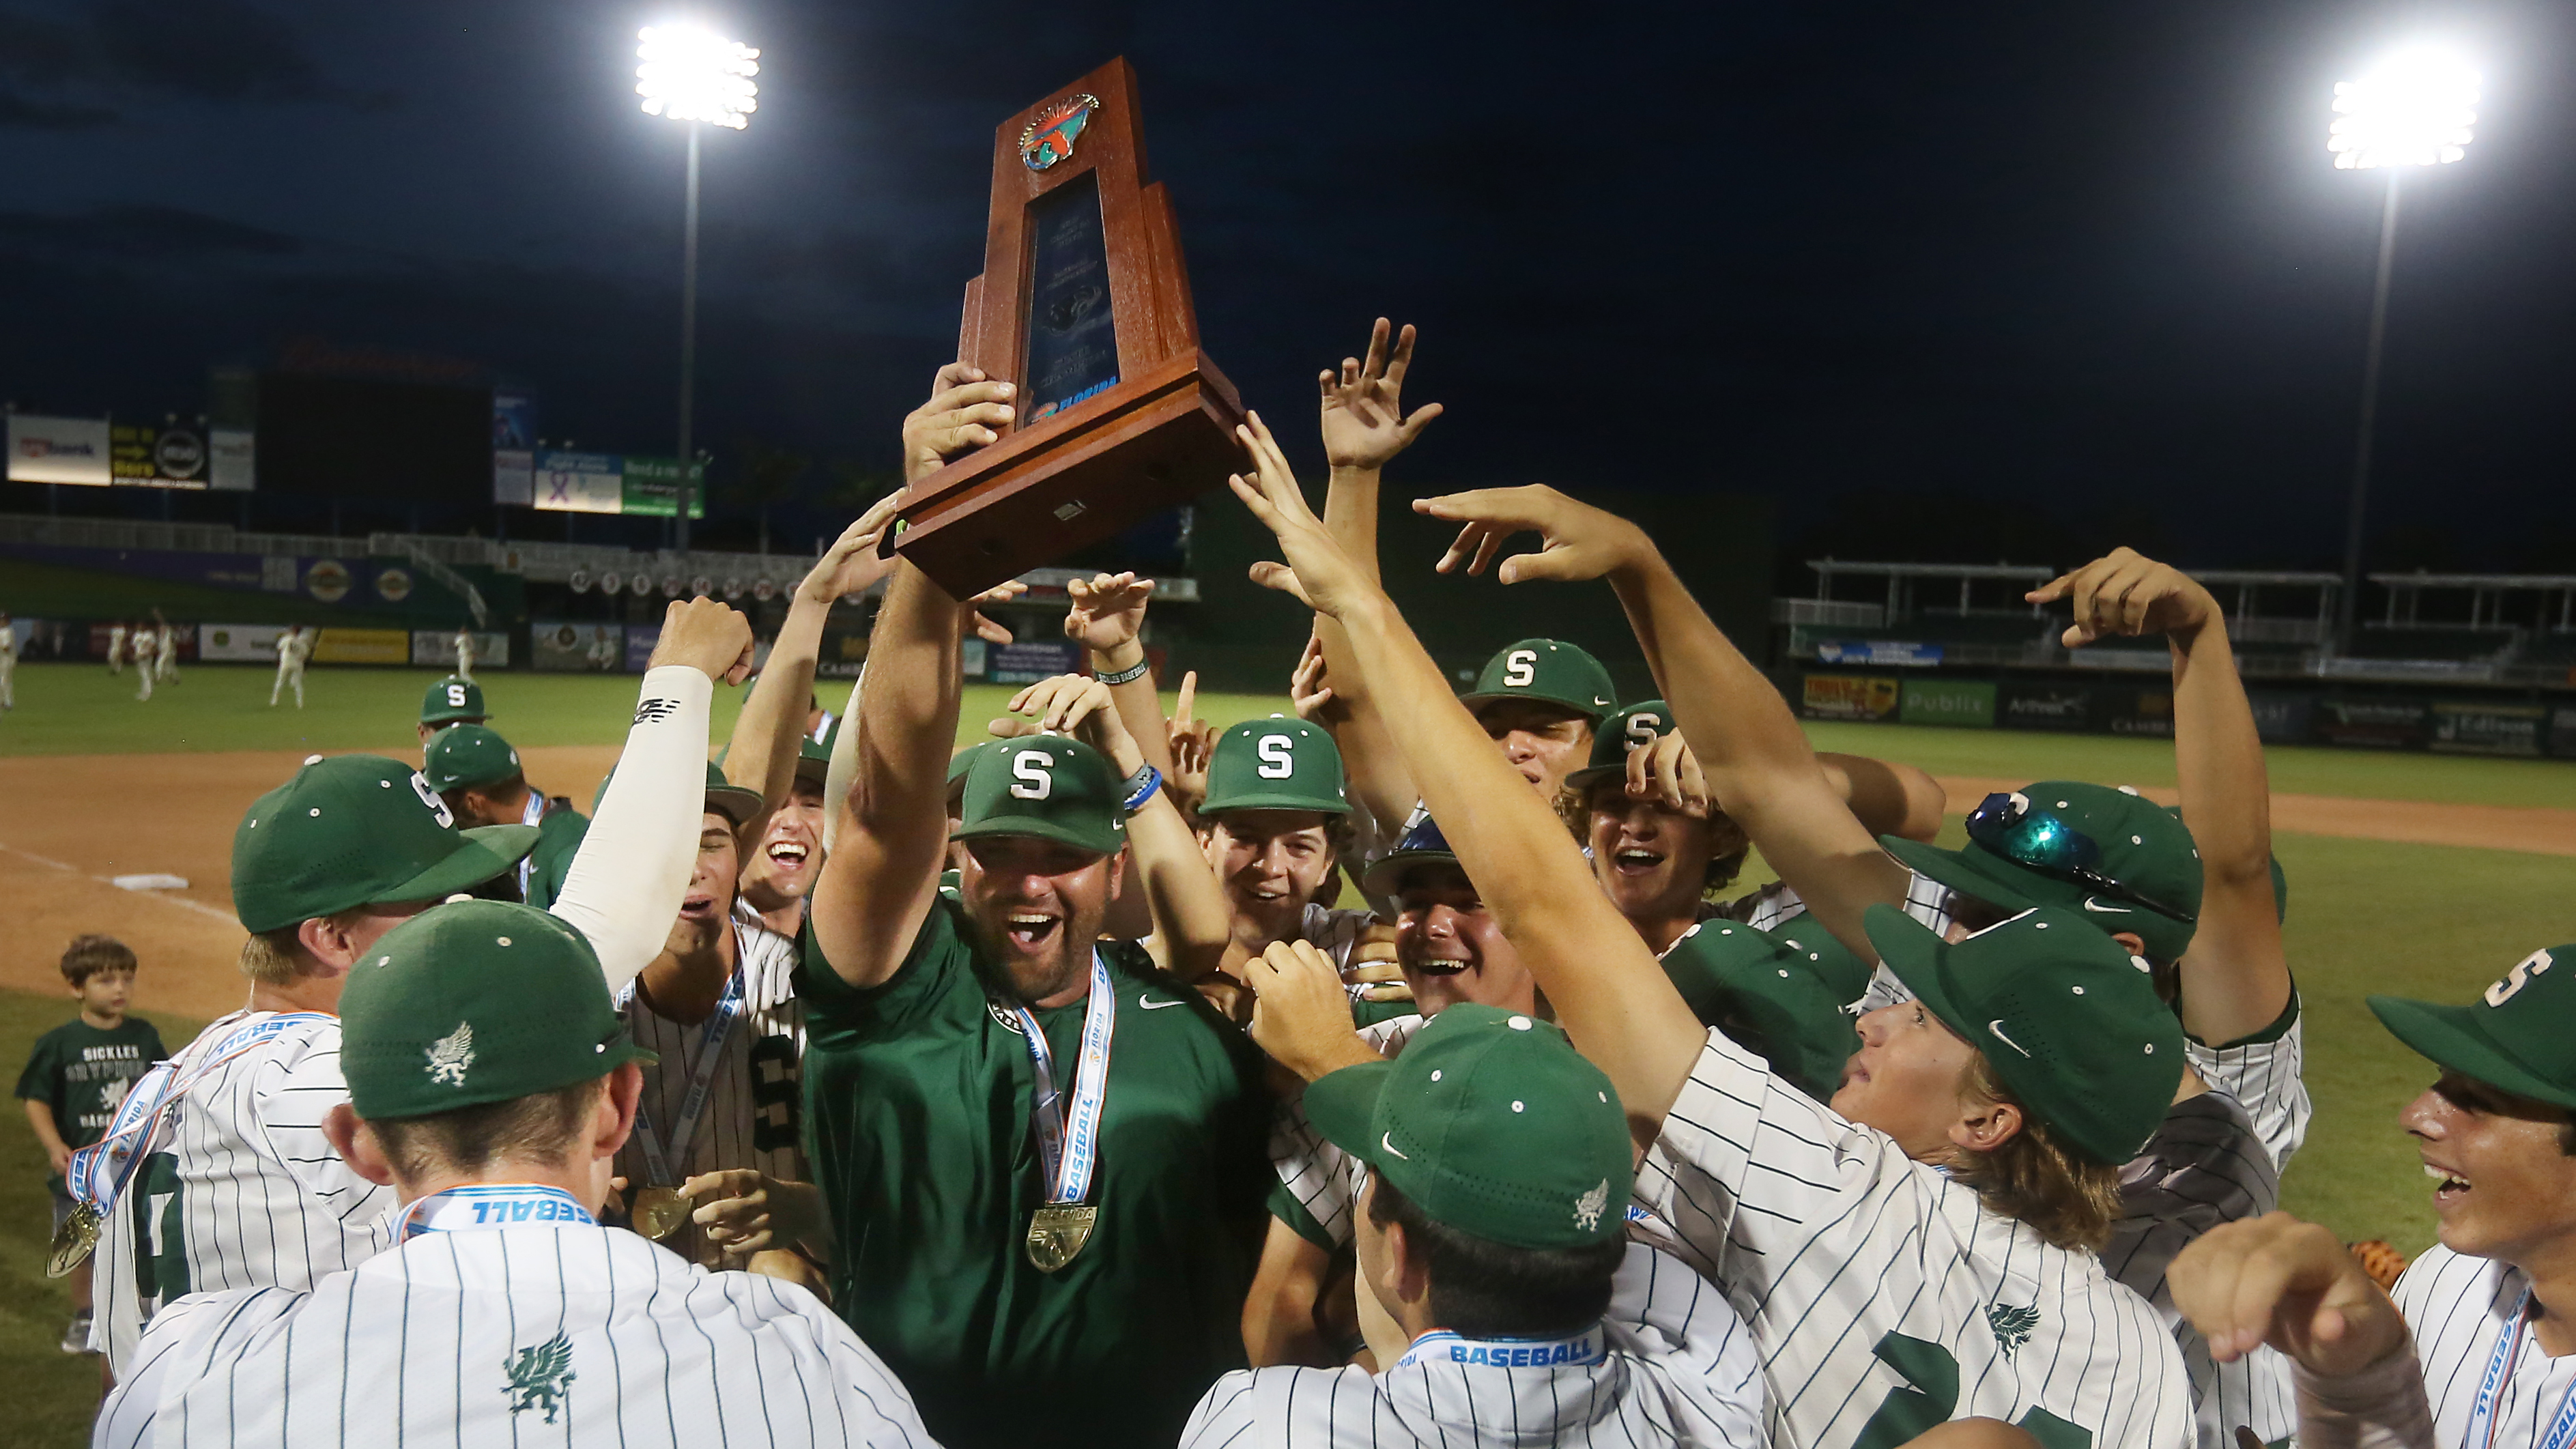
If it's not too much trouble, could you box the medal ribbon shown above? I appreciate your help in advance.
[1392,1325,1610,1372]
[401,1183,595,1239]
[630,962,746,1188]
[1011,951,1116,1208]
[2465,1288,2576,1449]
[66,1010,331,1214]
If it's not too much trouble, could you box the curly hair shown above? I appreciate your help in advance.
[1555,781,1751,898]
[1945,1052,2124,1252]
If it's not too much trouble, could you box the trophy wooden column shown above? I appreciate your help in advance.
[891,57,1244,598]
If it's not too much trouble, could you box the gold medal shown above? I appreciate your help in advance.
[1025,1204,1097,1272]
[631,1186,691,1242]
[47,1202,100,1278]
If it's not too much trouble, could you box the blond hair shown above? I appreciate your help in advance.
[1946,1053,2124,1252]
[236,908,371,986]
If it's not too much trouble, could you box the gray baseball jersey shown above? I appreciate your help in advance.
[1633,1027,2192,1448]
[614,902,807,1263]
[94,1188,932,1448]
[2394,1243,2576,1449]
[1270,1014,1422,1248]
[2104,1091,2295,1449]
[2183,998,2308,1173]
[1182,1240,1765,1448]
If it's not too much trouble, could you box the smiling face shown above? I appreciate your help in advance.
[1833,1000,1990,1160]
[1472,700,1596,798]
[2402,1070,2576,1265]
[1393,863,1535,1018]
[1582,781,1738,923]
[741,777,827,908]
[1203,809,1337,949]
[959,834,1126,1003]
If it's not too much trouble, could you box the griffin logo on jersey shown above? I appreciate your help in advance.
[427,1022,476,1085]
[1986,1302,2040,1357]
[502,1333,577,1422]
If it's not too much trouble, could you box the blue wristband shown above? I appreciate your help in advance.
[1121,765,1163,814]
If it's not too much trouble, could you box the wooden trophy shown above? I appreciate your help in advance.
[891,57,1244,597]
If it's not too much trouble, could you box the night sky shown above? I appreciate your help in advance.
[3,0,2571,577]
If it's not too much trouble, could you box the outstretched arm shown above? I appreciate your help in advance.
[726,499,903,832]
[1310,319,1443,835]
[1414,487,1911,964]
[2169,1214,2426,1449]
[2031,550,2289,1044]
[1231,418,1701,1144]
[1818,754,1949,844]
[809,365,1013,990]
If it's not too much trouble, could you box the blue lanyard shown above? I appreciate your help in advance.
[1392,1324,1609,1371]
[631,962,747,1187]
[66,1010,329,1213]
[402,1183,595,1239]
[2466,1288,2576,1449]
[516,792,545,895]
[1011,952,1117,1207]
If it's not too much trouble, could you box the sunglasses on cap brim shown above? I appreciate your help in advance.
[1964,792,2197,926]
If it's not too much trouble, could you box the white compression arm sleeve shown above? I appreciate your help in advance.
[819,665,866,856]
[551,665,713,999]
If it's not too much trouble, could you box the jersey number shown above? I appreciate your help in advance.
[1010,750,1054,800]
[1257,734,1296,779]
[1850,1332,2090,1449]
[130,1151,190,1306]
[748,1035,803,1155]
[1502,649,1537,688]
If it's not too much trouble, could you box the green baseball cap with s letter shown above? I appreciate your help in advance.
[1564,700,1675,791]
[420,676,487,728]
[2371,943,2576,1110]
[232,755,540,934]
[1301,1003,1632,1250]
[340,900,656,1120]
[1200,717,1349,816]
[952,734,1128,856]
[1459,639,1616,721]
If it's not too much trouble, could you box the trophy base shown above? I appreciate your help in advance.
[893,348,1246,599]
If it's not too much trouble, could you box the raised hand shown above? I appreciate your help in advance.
[1319,318,1443,472]
[1007,673,1143,775]
[1063,571,1155,654]
[965,578,1027,646]
[1245,939,1382,1082]
[1228,412,1380,619]
[1411,485,1651,586]
[1625,730,1713,820]
[901,362,1016,483]
[1288,635,1342,726]
[2027,547,2218,648]
[2169,1211,2407,1377]
[1165,670,1215,812]
[797,493,908,607]
[649,597,757,685]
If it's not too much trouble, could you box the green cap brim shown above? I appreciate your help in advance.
[707,784,769,829]
[1301,1057,1399,1171]
[1861,902,1980,1042]
[1459,690,1604,721]
[1199,792,1350,817]
[384,824,541,905]
[1878,836,2047,915]
[949,817,1124,857]
[2369,995,2576,1112]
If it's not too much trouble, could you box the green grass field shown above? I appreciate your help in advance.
[5,659,2575,1444]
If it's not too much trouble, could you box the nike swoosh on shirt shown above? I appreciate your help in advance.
[1988,1019,2035,1058]
[2080,897,2134,914]
[1139,994,1188,1010]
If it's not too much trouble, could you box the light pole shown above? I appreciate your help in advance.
[2325,47,2478,653]
[635,25,760,557]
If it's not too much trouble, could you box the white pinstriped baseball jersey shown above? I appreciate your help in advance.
[87,1011,394,1376]
[2103,1091,2295,1449]
[2393,1243,2576,1449]
[94,1205,932,1448]
[614,902,807,1263]
[1633,1028,2192,1449]
[1182,1240,1765,1448]
[2183,999,2308,1172]
[1270,1015,1422,1247]
[1298,903,1377,973]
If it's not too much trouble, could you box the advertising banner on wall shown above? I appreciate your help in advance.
[199,623,290,662]
[310,628,412,665]
[410,631,512,669]
[109,421,212,488]
[7,414,112,485]
[1800,674,1900,721]
[531,622,626,672]
[207,428,255,491]
[532,452,626,513]
[1999,682,2093,732]
[2429,702,2544,757]
[2549,707,2576,760]
[1900,678,1997,728]
[493,449,535,506]
[989,640,1082,684]
[620,457,709,518]
[624,625,662,672]
[1814,640,1943,668]
[2246,691,2315,745]
[2097,685,2176,738]
[2315,697,2429,749]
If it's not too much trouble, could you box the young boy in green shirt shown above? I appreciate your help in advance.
[16,935,167,1354]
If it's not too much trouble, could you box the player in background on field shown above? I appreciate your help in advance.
[1184,999,1766,1448]
[95,898,935,1449]
[16,935,165,1355]
[1237,425,2192,1446]
[151,613,179,685]
[267,625,311,708]
[0,610,16,711]
[106,619,128,676]
[2169,943,2576,1449]
[451,624,476,683]
[81,599,755,1376]
[416,674,486,750]
[425,725,587,910]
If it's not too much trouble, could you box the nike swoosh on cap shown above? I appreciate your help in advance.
[2080,898,2134,914]
[1987,1019,2034,1058]
[1139,994,1186,1010]
[1381,1132,1411,1160]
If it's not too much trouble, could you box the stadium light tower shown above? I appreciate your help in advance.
[635,23,760,556]
[2325,46,2478,654]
